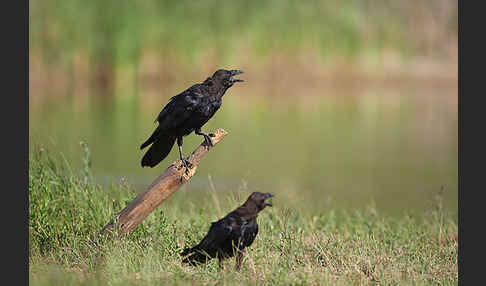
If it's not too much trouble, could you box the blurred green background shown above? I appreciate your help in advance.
[29,0,457,218]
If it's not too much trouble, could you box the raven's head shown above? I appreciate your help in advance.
[212,69,244,88]
[247,192,274,211]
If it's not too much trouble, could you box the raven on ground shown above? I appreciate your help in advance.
[140,69,244,168]
[181,192,274,270]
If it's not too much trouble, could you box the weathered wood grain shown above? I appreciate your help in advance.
[100,128,228,236]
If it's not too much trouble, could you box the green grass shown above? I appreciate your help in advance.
[29,144,457,285]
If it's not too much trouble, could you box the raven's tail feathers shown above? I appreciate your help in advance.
[140,127,160,150]
[140,135,176,168]
[181,247,211,265]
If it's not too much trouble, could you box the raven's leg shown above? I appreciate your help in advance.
[177,136,192,172]
[218,256,225,271]
[195,128,214,147]
[235,249,245,271]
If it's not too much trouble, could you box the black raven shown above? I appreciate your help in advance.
[140,69,244,169]
[181,192,274,270]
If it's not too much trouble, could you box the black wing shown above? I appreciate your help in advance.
[155,85,203,132]
[240,220,258,249]
[181,218,234,264]
[195,219,234,257]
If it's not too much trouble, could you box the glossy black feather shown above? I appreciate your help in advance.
[181,192,273,268]
[140,69,243,168]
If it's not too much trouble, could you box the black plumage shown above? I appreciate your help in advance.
[140,69,244,168]
[181,192,274,270]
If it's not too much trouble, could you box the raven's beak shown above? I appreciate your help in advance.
[264,193,274,207]
[230,70,244,83]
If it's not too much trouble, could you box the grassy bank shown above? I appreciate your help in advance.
[29,145,457,285]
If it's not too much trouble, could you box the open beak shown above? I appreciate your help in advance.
[264,193,274,207]
[230,70,244,83]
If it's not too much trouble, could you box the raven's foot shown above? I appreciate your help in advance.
[203,134,214,147]
[181,158,193,173]
[196,129,215,147]
[218,258,224,271]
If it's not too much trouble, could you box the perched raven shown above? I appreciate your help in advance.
[140,69,244,168]
[181,192,274,270]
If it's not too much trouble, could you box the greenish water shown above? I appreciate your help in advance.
[29,81,457,218]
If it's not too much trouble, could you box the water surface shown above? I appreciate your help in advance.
[29,79,457,218]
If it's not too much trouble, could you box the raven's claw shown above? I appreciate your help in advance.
[182,159,193,172]
[204,135,214,147]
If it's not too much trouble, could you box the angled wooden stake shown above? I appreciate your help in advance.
[99,128,228,236]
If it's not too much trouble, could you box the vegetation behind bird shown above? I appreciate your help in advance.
[29,0,457,73]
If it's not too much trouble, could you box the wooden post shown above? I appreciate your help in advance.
[99,128,228,236]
